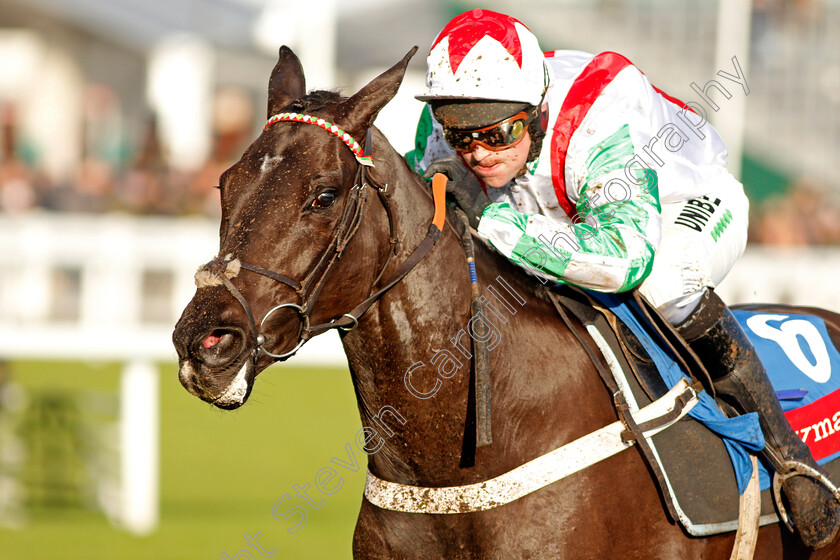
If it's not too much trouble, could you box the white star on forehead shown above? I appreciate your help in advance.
[260,154,284,174]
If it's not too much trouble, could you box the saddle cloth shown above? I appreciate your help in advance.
[736,309,840,489]
[575,291,840,536]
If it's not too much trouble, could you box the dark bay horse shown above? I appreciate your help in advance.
[172,46,840,559]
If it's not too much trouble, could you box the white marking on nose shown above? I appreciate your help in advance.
[214,361,251,407]
[178,362,201,397]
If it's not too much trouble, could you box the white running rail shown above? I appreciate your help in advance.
[0,213,347,534]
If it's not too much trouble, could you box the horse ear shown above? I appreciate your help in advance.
[267,46,306,118]
[338,46,418,138]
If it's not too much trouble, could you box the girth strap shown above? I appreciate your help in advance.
[627,389,697,439]
[364,378,699,514]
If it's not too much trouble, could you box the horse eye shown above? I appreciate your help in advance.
[312,191,336,209]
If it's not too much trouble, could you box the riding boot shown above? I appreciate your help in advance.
[676,289,840,549]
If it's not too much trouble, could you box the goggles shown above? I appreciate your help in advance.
[442,111,532,153]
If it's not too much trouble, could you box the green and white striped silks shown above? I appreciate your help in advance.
[476,124,662,292]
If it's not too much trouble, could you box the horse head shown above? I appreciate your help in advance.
[172,46,420,409]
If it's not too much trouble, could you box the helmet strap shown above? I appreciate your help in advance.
[537,62,550,133]
[539,102,549,133]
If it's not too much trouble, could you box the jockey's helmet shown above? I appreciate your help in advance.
[416,9,548,109]
[417,10,549,162]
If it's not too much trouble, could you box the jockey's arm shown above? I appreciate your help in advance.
[476,123,663,293]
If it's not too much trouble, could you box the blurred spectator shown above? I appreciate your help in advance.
[0,83,258,217]
[186,159,224,218]
[184,88,254,217]
[0,162,35,213]
[40,157,116,214]
[0,104,39,213]
[750,178,840,245]
[116,117,183,215]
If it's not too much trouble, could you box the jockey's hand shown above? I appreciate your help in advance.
[423,156,490,229]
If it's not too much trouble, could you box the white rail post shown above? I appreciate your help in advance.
[119,360,159,535]
[714,0,752,179]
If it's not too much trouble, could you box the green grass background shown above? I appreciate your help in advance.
[0,361,365,560]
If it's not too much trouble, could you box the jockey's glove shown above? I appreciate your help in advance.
[423,156,490,229]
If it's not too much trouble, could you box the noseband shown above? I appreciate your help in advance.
[197,112,447,362]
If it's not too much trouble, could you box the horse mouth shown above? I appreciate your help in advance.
[178,358,255,410]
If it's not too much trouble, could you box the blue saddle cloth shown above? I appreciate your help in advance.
[583,291,765,494]
[734,309,840,489]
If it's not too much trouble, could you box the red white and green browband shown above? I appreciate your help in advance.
[265,112,374,167]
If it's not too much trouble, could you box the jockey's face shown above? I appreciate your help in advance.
[460,131,531,189]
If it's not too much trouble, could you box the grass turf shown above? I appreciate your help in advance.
[0,360,365,560]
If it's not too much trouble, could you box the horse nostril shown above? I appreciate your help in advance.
[195,328,245,365]
[203,332,223,350]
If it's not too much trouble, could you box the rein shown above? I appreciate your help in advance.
[198,113,447,363]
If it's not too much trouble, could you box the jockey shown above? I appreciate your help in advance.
[406,8,840,548]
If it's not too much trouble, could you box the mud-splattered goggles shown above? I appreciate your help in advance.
[442,111,532,153]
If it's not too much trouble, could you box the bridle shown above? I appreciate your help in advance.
[198,112,447,363]
[204,113,446,362]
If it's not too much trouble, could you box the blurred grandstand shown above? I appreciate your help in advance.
[0,0,440,217]
[0,0,838,243]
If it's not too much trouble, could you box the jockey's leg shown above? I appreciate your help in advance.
[675,289,840,549]
[638,177,839,548]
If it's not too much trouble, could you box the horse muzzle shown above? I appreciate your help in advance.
[172,288,260,409]
[177,357,255,410]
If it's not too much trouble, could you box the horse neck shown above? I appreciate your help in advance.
[340,136,610,485]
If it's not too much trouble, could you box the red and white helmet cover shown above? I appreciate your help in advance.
[417,9,548,106]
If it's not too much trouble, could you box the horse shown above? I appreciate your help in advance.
[172,46,840,559]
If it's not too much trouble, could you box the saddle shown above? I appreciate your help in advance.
[548,287,840,536]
